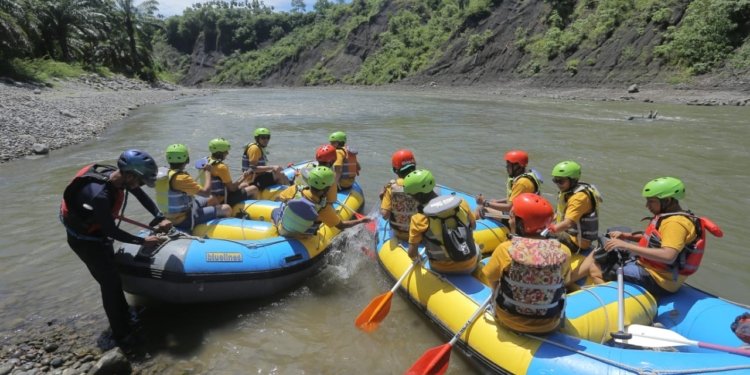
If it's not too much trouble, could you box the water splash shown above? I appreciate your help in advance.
[323,222,377,282]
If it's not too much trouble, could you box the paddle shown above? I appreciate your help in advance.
[406,297,492,375]
[621,324,750,357]
[610,249,631,341]
[355,254,422,332]
[336,200,377,233]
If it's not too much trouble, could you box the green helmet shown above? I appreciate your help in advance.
[208,138,231,153]
[254,128,270,137]
[403,169,436,195]
[329,131,347,143]
[551,160,581,180]
[642,177,685,200]
[165,143,189,164]
[307,166,335,190]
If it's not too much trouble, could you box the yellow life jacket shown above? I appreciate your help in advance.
[555,182,603,243]
[155,168,192,216]
[422,195,477,262]
[505,170,542,200]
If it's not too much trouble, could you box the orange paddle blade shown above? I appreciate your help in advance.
[360,246,376,259]
[354,212,377,233]
[405,343,452,375]
[354,291,394,332]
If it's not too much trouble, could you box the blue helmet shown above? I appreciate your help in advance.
[117,149,158,187]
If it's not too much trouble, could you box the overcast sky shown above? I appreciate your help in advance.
[152,0,295,17]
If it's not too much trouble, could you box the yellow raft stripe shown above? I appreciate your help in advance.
[379,237,541,375]
[195,189,365,258]
[378,232,657,374]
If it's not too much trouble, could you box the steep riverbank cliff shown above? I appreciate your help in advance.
[176,0,750,91]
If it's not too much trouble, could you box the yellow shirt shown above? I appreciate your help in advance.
[562,190,594,249]
[334,149,356,189]
[409,199,477,273]
[167,172,203,224]
[508,176,536,201]
[639,215,697,292]
[481,240,572,333]
[245,144,264,164]
[278,185,341,228]
[292,164,338,204]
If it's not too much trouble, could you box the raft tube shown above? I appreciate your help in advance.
[115,162,365,303]
[374,185,750,374]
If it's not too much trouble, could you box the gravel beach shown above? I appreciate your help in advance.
[0,75,211,164]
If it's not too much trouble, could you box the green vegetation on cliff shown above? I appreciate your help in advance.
[655,0,750,74]
[3,0,748,85]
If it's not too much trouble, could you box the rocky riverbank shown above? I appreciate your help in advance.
[0,314,171,375]
[0,75,212,164]
[398,80,750,106]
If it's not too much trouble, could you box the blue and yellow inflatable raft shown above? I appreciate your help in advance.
[115,162,364,303]
[374,185,750,374]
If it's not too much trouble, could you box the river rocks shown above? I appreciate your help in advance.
[32,143,49,155]
[0,75,210,164]
[85,348,131,375]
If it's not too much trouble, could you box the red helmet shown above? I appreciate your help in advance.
[391,149,416,170]
[511,193,553,235]
[504,150,529,167]
[315,144,337,163]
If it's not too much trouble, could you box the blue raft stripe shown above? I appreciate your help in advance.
[183,235,312,273]
[529,331,750,374]
[656,284,750,346]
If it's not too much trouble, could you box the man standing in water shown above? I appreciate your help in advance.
[60,149,171,346]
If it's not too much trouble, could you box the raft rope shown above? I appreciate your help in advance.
[575,283,656,344]
[577,285,612,344]
[239,200,262,241]
[475,220,507,247]
[597,283,655,325]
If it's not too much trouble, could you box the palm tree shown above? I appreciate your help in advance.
[0,0,34,57]
[102,0,160,79]
[36,0,104,61]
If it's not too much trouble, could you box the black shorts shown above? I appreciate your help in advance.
[252,172,277,190]
[226,189,252,206]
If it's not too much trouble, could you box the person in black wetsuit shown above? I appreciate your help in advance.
[60,149,171,345]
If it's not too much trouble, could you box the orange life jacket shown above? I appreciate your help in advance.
[339,146,360,179]
[637,212,722,278]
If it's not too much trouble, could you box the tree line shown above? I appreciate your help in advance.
[0,0,345,81]
[1,0,165,80]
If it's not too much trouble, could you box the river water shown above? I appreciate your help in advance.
[1,88,748,373]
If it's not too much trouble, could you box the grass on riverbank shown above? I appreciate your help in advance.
[1,58,113,84]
